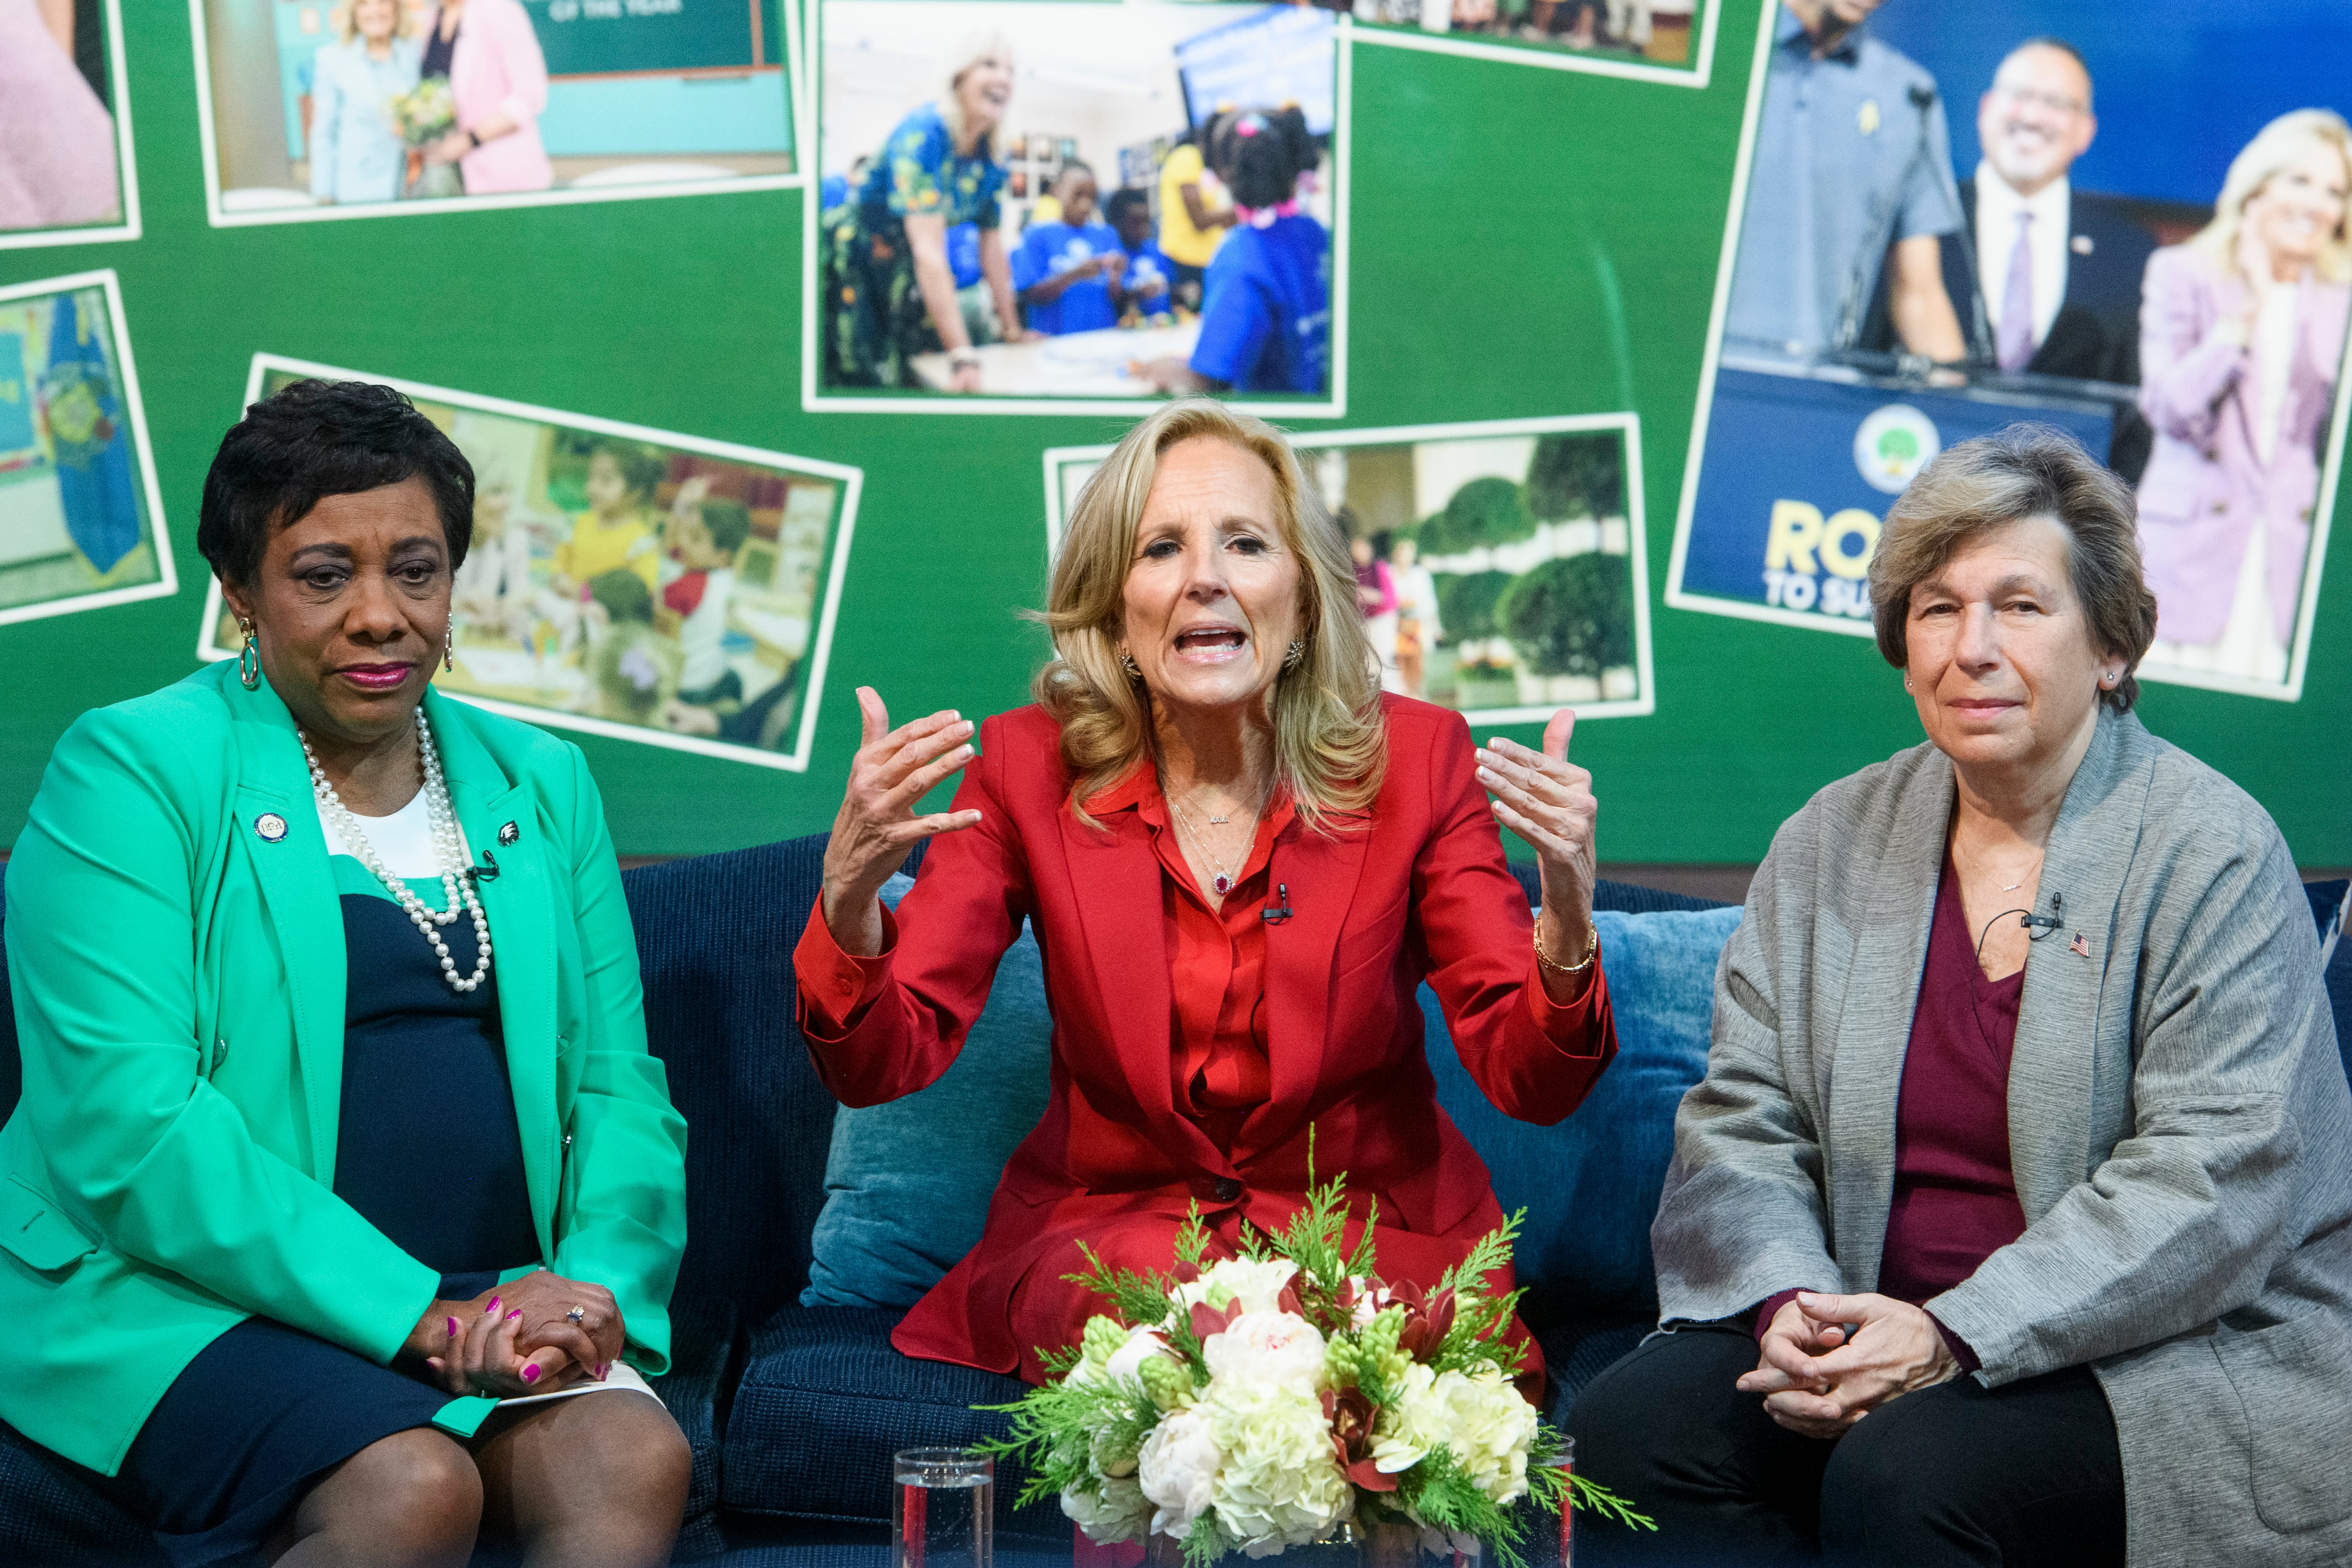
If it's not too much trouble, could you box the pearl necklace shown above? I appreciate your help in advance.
[299,710,493,994]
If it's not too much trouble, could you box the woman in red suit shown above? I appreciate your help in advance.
[794,398,1616,1388]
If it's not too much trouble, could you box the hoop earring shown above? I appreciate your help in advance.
[444,625,454,674]
[1284,639,1305,669]
[237,618,260,691]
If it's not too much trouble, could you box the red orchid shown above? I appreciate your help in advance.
[1390,1280,1457,1363]
[1188,1297,1244,1344]
[1322,1387,1395,1491]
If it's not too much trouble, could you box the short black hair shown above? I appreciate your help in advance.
[592,440,669,502]
[199,379,474,587]
[699,498,752,555]
[588,569,653,624]
[1208,106,1316,211]
[1104,187,1151,225]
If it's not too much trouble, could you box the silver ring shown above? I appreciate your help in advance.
[566,1305,587,1324]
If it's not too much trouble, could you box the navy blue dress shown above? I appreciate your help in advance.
[103,870,540,1567]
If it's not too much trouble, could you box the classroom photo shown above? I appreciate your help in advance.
[808,0,1344,410]
[1669,0,2352,702]
[0,272,172,628]
[199,361,857,769]
[1048,415,1652,720]
[191,0,799,224]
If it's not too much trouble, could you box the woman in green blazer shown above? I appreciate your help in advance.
[0,380,691,1567]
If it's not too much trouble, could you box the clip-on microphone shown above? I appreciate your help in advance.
[467,851,501,884]
[2019,890,2063,933]
[1261,883,1294,924]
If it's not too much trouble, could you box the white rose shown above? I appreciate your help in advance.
[1063,1475,1152,1544]
[1169,1257,1298,1320]
[1203,1376,1354,1554]
[1200,1310,1327,1394]
[1137,1404,1223,1541]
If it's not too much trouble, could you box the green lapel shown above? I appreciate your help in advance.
[225,676,351,1181]
[424,690,560,1264]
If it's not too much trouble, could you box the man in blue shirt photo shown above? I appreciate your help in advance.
[1723,0,1969,365]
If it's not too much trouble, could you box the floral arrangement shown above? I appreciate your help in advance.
[386,80,462,200]
[981,1156,1652,1565]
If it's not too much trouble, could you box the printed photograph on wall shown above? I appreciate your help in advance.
[0,271,174,629]
[805,0,1348,414]
[1344,0,1721,90]
[1668,0,2352,702]
[1047,415,1653,720]
[189,0,803,227]
[198,358,859,771]
[1,0,140,249]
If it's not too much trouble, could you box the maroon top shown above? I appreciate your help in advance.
[1756,855,2029,1370]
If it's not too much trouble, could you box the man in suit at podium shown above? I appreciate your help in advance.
[1870,38,2159,475]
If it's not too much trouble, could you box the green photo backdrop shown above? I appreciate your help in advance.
[2,0,2346,867]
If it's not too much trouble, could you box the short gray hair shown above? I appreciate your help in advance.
[1867,425,2157,712]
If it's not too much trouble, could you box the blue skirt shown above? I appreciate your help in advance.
[104,893,542,1566]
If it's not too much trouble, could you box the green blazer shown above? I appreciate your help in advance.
[0,661,689,1475]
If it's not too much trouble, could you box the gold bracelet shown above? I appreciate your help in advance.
[1533,920,1599,975]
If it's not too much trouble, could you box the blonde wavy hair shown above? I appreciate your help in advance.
[2187,108,2352,287]
[1031,399,1385,832]
[332,0,415,44]
[939,32,1014,165]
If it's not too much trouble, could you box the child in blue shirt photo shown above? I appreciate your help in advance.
[1011,163,1126,336]
[1142,107,1329,397]
[1104,187,1175,322]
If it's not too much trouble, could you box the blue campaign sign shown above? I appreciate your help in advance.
[1675,367,2114,633]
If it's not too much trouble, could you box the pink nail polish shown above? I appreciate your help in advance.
[447,1316,460,1337]
[506,1309,523,1322]
[523,1364,541,1384]
[485,1297,501,1315]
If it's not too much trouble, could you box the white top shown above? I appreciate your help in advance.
[2252,278,2302,468]
[1974,163,2071,352]
[315,785,473,879]
[674,567,735,692]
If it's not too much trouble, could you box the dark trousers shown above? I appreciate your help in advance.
[1568,1324,2125,1568]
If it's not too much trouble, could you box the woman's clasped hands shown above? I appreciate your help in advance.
[1737,1291,1963,1439]
[405,1271,628,1398]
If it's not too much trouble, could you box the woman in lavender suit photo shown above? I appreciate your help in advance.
[2134,108,2352,686]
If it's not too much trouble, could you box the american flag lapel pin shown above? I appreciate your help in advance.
[2069,932,2090,958]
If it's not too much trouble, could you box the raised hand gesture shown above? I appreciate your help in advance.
[821,688,982,955]
[1476,708,1598,988]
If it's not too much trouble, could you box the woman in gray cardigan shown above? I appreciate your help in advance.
[1573,427,2352,1568]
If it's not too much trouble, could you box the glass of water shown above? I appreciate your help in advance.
[894,1448,993,1568]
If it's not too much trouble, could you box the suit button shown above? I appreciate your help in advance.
[1213,1177,1243,1202]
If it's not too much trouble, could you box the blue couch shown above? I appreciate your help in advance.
[2,836,2345,1566]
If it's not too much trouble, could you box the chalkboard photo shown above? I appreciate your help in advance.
[524,0,789,75]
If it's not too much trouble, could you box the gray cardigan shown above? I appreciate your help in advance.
[1652,709,2352,1567]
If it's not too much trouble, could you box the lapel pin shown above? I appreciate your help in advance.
[498,821,519,846]
[2069,932,2090,958]
[2071,233,2095,255]
[254,812,287,843]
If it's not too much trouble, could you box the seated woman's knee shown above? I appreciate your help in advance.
[316,1428,483,1558]
[1817,1394,1961,1545]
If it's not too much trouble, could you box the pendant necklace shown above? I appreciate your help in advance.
[1165,783,1264,897]
[299,709,493,994]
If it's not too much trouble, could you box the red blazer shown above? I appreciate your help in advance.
[795,695,1617,1374]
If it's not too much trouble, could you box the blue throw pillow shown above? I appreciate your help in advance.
[802,876,1053,1310]
[1425,905,1741,1316]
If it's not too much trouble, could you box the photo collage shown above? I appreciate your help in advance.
[1,0,2343,796]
